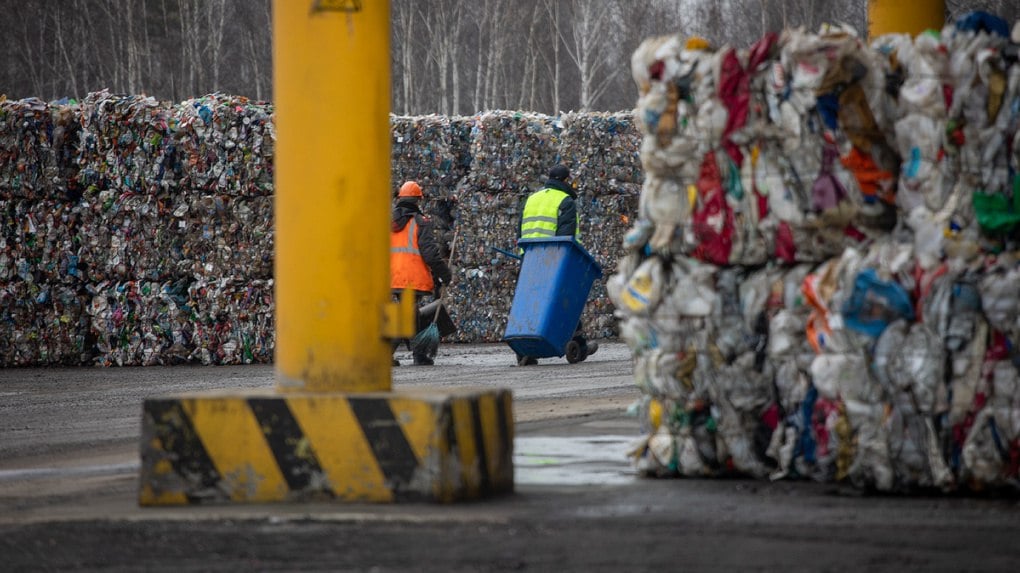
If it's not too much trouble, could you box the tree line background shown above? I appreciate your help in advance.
[0,0,1015,114]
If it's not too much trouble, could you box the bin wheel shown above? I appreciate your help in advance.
[565,340,585,364]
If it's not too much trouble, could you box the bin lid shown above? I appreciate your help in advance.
[516,237,603,278]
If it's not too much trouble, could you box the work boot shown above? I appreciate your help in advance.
[413,355,434,366]
[585,342,599,356]
[517,355,537,366]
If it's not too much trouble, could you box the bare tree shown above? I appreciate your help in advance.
[542,0,627,111]
[16,2,49,97]
[205,0,229,91]
[419,0,464,115]
[157,0,180,100]
[484,1,514,110]
[238,1,272,101]
[122,0,141,94]
[178,0,204,97]
[2,0,1017,112]
[518,2,546,111]
[470,0,490,112]
[393,0,418,114]
[52,2,84,99]
[577,1,625,110]
[543,0,563,112]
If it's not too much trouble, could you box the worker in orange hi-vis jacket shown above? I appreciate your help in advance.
[390,180,452,366]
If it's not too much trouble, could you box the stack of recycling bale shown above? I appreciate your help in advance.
[614,15,1020,492]
[559,111,644,198]
[391,114,474,200]
[462,111,562,194]
[1,93,644,365]
[77,91,277,366]
[0,97,78,200]
[0,90,278,366]
[0,97,88,365]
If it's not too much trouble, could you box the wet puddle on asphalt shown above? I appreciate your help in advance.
[0,437,641,487]
[514,435,639,485]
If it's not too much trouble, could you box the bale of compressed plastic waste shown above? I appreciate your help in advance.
[618,13,1020,493]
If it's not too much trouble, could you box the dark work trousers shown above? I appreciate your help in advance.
[391,290,432,362]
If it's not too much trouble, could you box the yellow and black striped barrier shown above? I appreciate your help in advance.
[139,387,513,505]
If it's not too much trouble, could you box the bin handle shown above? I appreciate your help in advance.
[490,246,522,261]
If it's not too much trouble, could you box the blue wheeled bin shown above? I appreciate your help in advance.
[503,237,603,363]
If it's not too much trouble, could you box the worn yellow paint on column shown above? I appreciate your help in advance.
[272,0,395,392]
[869,0,946,39]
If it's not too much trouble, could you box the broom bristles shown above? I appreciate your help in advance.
[411,323,440,359]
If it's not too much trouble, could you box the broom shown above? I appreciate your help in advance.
[411,228,458,359]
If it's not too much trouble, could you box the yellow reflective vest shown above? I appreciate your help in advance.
[520,188,579,241]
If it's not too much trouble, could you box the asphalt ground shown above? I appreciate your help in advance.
[1,342,1019,571]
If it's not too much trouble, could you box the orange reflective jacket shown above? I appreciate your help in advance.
[390,217,434,292]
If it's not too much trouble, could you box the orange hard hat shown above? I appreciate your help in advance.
[685,37,711,51]
[398,181,423,198]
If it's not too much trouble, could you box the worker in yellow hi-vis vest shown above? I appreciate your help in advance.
[514,164,598,366]
[519,164,579,244]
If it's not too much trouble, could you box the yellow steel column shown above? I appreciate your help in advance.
[140,1,513,506]
[273,0,393,392]
[868,0,945,38]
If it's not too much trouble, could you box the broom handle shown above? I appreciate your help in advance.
[432,227,459,323]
